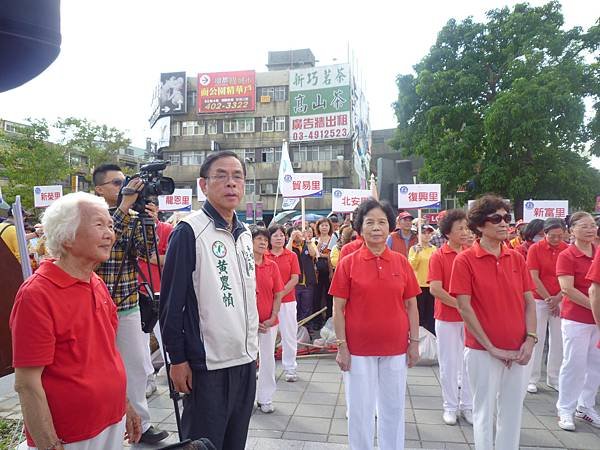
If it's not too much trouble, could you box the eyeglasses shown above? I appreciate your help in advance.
[98,178,124,187]
[206,174,245,183]
[484,213,512,225]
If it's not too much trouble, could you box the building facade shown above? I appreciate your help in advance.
[153,49,369,223]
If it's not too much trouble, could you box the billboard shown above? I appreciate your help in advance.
[289,63,351,142]
[197,70,256,113]
[149,71,187,127]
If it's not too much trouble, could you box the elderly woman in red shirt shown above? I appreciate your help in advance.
[10,192,140,450]
[252,226,284,414]
[330,199,420,450]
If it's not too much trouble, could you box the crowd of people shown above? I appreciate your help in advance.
[3,150,600,450]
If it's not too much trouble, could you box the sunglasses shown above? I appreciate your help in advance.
[98,178,124,187]
[484,213,512,225]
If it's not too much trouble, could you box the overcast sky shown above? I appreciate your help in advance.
[0,0,596,150]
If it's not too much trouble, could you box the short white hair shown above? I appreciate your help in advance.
[42,192,109,258]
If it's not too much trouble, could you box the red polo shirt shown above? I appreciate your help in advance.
[256,257,284,323]
[329,246,421,356]
[10,261,127,445]
[585,249,600,348]
[556,244,595,324]
[339,236,364,261]
[266,247,300,303]
[526,238,568,299]
[450,241,533,351]
[428,243,464,322]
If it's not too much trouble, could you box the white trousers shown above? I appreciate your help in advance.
[23,416,125,450]
[529,300,563,385]
[344,354,407,450]
[465,348,529,450]
[278,301,298,371]
[435,320,472,411]
[142,321,166,380]
[556,319,600,415]
[257,325,279,404]
[116,310,152,432]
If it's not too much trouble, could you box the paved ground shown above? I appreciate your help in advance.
[1,355,599,449]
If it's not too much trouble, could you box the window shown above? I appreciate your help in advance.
[261,117,274,132]
[261,87,274,98]
[206,119,217,135]
[181,121,204,136]
[260,179,277,195]
[261,147,282,163]
[171,122,180,136]
[231,148,255,162]
[223,118,254,133]
[181,151,204,165]
[323,177,345,192]
[274,86,286,101]
[293,144,344,161]
[165,153,180,165]
[245,180,255,196]
[275,116,286,132]
[4,122,18,133]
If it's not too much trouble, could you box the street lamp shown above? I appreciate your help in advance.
[245,157,256,225]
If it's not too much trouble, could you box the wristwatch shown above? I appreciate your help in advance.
[526,332,538,344]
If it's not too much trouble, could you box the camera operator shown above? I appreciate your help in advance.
[93,163,168,445]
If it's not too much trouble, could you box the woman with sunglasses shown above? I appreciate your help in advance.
[525,218,568,395]
[450,195,536,450]
[555,212,600,430]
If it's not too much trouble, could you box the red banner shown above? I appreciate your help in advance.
[197,70,255,113]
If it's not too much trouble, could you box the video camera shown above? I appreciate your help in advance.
[119,160,175,215]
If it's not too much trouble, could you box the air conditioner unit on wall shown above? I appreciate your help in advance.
[292,162,301,169]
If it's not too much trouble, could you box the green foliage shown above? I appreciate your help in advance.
[0,418,24,449]
[0,120,70,210]
[55,117,131,179]
[392,1,600,213]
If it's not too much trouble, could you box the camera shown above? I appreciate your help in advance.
[119,160,175,215]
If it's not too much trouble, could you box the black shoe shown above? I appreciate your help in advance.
[140,425,169,444]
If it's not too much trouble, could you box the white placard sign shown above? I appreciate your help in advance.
[332,188,371,212]
[397,184,441,209]
[280,173,323,198]
[523,200,568,222]
[34,185,63,208]
[158,188,193,211]
[196,178,207,202]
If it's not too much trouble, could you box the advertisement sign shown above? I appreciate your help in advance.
[159,72,187,115]
[197,70,256,113]
[423,213,441,224]
[523,200,568,223]
[289,63,351,142]
[397,184,441,209]
[282,197,299,210]
[34,185,63,208]
[150,116,171,150]
[331,188,371,213]
[196,178,207,202]
[256,202,263,221]
[595,195,600,213]
[158,189,193,212]
[280,173,323,198]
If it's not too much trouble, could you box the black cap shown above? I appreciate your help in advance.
[543,217,566,233]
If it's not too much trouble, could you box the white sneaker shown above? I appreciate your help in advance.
[258,402,274,414]
[284,370,298,382]
[558,413,576,431]
[575,407,600,428]
[443,410,457,425]
[527,383,538,393]
[145,376,157,398]
[461,409,473,425]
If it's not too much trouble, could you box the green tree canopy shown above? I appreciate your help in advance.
[0,119,70,211]
[55,117,131,178]
[391,1,600,213]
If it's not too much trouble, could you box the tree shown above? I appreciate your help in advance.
[391,1,600,213]
[0,119,70,210]
[55,117,131,179]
